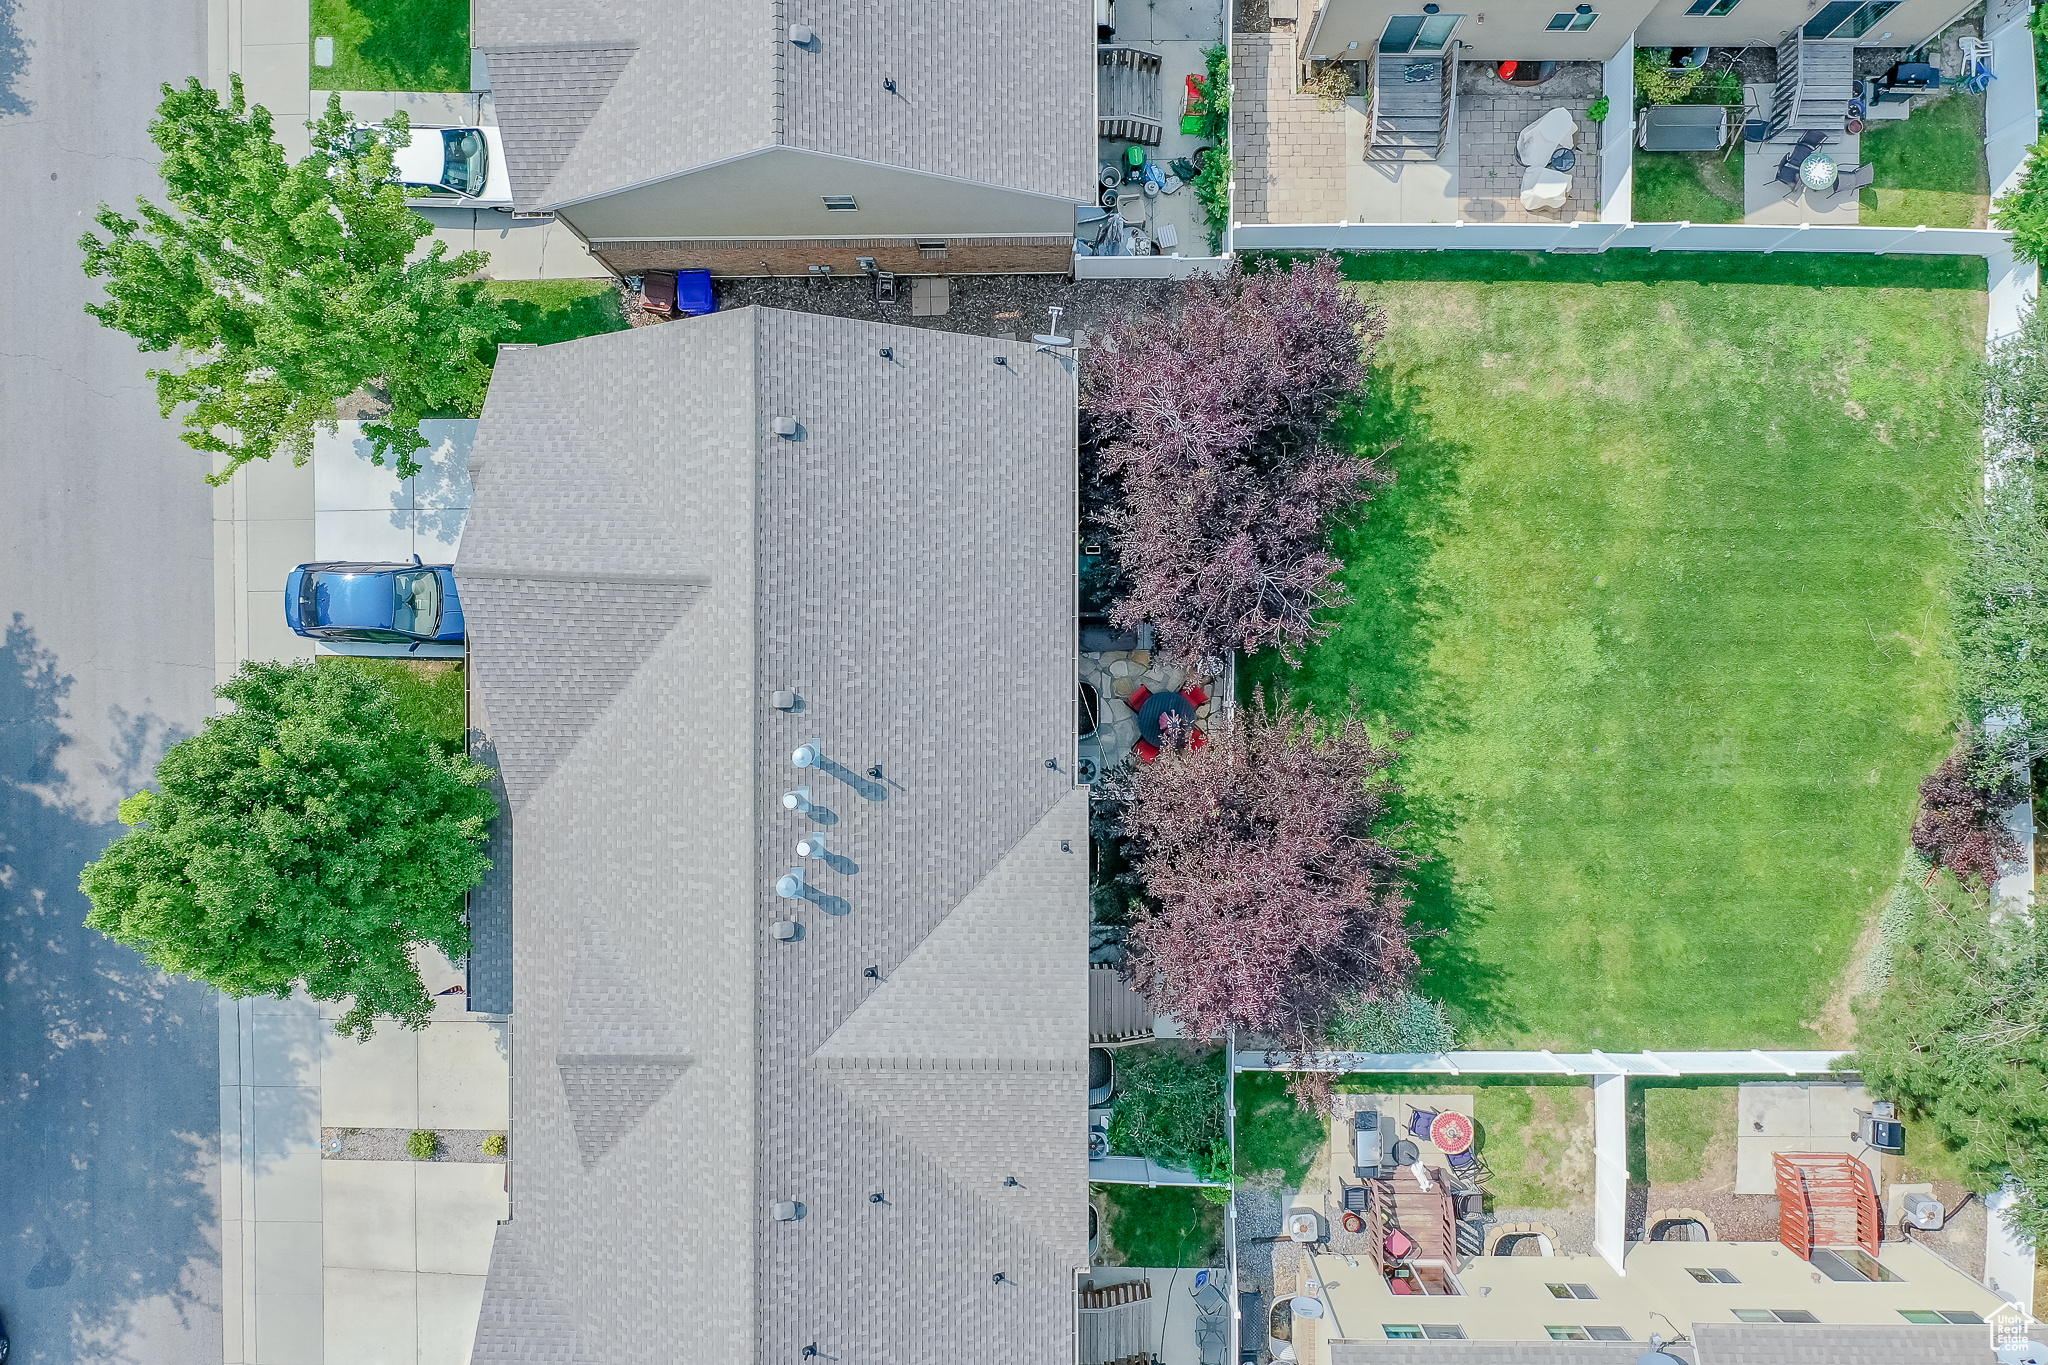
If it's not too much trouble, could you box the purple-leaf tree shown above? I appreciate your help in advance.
[1116,689,1419,1058]
[1083,256,1386,664]
[1911,740,2025,887]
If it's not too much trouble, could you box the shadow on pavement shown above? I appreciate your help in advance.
[0,0,27,119]
[0,615,221,1363]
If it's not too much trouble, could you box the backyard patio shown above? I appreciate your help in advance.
[1455,62,1605,224]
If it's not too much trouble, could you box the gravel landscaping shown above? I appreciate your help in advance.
[322,1126,506,1164]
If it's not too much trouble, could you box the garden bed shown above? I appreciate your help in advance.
[1244,250,1985,1049]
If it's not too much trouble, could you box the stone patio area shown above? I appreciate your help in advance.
[1079,649,1221,774]
[1234,32,1349,224]
[1456,61,1605,223]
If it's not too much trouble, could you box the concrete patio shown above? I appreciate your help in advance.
[1742,85,1861,225]
[1456,62,1604,224]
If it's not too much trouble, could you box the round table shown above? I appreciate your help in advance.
[1800,151,1838,192]
[1391,1138,1420,1167]
[1430,1111,1475,1156]
[1137,690,1197,744]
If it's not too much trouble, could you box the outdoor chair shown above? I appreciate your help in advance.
[1773,154,1805,199]
[1189,728,1207,749]
[1183,684,1210,706]
[1820,162,1875,203]
[1384,1227,1417,1260]
[1793,128,1829,151]
[1134,739,1160,763]
[1127,684,1153,712]
[1342,1184,1370,1214]
[1408,1107,1442,1139]
[1447,1147,1490,1180]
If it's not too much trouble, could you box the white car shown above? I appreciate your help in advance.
[390,125,512,209]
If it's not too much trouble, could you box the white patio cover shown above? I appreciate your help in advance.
[1517,105,1579,166]
[1520,163,1571,210]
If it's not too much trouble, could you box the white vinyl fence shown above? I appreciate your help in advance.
[1231,218,2010,256]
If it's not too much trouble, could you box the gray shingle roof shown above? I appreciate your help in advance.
[460,308,1084,1362]
[1330,1345,1690,1364]
[476,0,1092,210]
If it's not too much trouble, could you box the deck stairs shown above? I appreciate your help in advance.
[1767,34,1854,140]
[1367,52,1449,162]
[1099,45,1165,145]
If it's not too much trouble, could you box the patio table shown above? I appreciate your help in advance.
[1800,151,1838,193]
[1137,690,1197,744]
[1430,1111,1475,1155]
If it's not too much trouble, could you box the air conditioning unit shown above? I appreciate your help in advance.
[1901,1192,1944,1231]
[1858,1105,1905,1154]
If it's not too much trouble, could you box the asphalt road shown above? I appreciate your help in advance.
[0,0,224,1361]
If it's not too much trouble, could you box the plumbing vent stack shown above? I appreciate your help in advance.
[773,1200,807,1221]
[771,920,803,941]
[770,688,797,709]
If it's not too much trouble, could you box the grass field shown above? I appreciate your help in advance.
[1632,146,1746,224]
[481,280,629,350]
[1093,1184,1225,1267]
[1860,91,1990,229]
[1244,251,1985,1050]
[311,0,471,92]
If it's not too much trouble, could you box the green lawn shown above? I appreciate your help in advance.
[1244,251,1985,1050]
[311,0,471,92]
[481,280,629,350]
[1093,1184,1225,1267]
[1632,146,1745,224]
[1859,91,1990,229]
[1633,1081,1738,1185]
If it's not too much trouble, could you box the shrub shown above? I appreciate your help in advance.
[1082,258,1386,664]
[1117,688,1418,1046]
[481,1132,507,1156]
[1323,988,1458,1053]
[1301,63,1356,111]
[1635,49,1705,105]
[1910,738,2025,888]
[407,1130,440,1160]
[1587,95,1610,123]
[1850,873,2048,1244]
[1985,302,2048,460]
[1191,146,1232,255]
[1107,1046,1231,1185]
[1995,137,2048,265]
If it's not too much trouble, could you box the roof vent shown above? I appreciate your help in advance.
[770,688,798,709]
[783,786,811,812]
[796,834,828,858]
[776,867,807,899]
[792,740,823,769]
[771,920,804,941]
[790,23,815,43]
[772,416,798,438]
[773,1200,807,1222]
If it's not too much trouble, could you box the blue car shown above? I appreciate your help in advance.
[285,558,465,647]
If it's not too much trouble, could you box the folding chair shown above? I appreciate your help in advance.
[1407,1106,1442,1140]
[1819,161,1875,204]
[1772,153,1805,200]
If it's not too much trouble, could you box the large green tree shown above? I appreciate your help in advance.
[1850,871,2048,1243]
[80,661,496,1037]
[79,76,505,484]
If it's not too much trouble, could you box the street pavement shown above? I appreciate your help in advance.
[0,0,225,1361]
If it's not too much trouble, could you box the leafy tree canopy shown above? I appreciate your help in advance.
[1114,688,1418,1049]
[80,661,496,1038]
[1950,473,2048,727]
[79,76,506,485]
[1849,871,2048,1244]
[1082,258,1386,665]
[1994,138,2048,267]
